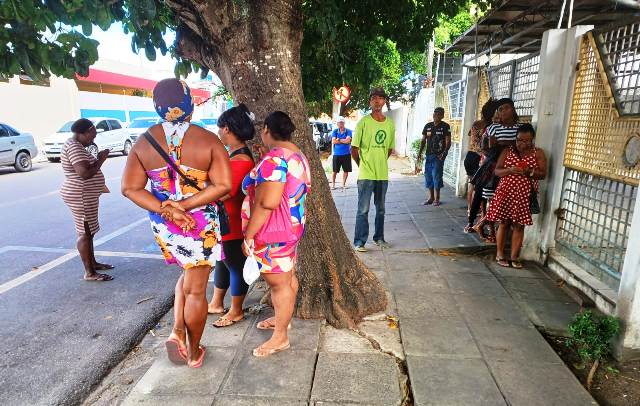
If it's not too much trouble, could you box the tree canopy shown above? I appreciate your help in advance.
[0,0,485,113]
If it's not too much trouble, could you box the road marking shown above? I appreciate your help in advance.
[94,251,164,260]
[0,246,163,260]
[0,176,121,209]
[0,217,147,295]
[0,246,72,254]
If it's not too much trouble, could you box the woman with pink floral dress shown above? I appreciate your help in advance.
[242,111,311,357]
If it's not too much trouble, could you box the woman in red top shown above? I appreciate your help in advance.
[207,104,256,327]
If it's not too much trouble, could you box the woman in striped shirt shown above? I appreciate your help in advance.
[60,118,113,282]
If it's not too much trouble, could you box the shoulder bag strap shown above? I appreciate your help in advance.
[142,131,202,191]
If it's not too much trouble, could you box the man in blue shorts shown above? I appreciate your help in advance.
[331,116,353,190]
[416,107,451,206]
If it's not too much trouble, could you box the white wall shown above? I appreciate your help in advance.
[386,104,410,156]
[406,88,436,158]
[0,77,79,147]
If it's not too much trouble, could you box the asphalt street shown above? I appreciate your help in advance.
[0,155,179,405]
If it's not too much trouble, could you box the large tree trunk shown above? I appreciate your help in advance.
[171,0,386,327]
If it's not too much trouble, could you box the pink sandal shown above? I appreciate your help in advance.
[165,337,188,364]
[188,346,206,368]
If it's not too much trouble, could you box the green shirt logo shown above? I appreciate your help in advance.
[375,130,387,145]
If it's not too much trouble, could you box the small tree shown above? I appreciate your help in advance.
[567,311,621,391]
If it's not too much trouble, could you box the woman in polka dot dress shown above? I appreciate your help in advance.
[486,123,547,269]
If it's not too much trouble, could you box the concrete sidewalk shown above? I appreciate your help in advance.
[118,173,596,406]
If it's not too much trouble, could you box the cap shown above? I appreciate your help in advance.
[434,107,445,114]
[369,87,388,100]
[336,116,345,123]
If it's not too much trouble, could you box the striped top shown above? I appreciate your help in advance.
[61,139,105,193]
[486,123,520,142]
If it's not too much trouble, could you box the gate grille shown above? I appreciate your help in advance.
[556,169,637,286]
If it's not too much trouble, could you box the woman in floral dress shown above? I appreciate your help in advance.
[122,78,231,368]
[486,123,547,269]
[242,111,311,357]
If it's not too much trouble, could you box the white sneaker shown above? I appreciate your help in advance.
[354,245,367,252]
[374,240,391,249]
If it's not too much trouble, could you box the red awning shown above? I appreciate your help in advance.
[76,68,210,100]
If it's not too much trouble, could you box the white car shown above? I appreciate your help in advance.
[0,123,38,172]
[43,118,134,162]
[126,117,163,142]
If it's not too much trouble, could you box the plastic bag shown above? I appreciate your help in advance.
[243,241,260,284]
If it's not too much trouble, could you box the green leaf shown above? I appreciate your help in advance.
[144,41,156,61]
[81,21,92,36]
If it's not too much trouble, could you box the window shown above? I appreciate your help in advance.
[3,125,19,136]
[96,121,109,132]
[108,120,122,130]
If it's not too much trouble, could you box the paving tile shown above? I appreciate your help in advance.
[243,314,321,351]
[221,350,316,399]
[388,270,449,295]
[384,235,429,250]
[201,314,254,347]
[310,352,401,405]
[434,256,493,275]
[355,249,385,268]
[319,325,377,354]
[395,293,463,319]
[406,355,506,406]
[499,276,573,302]
[455,294,531,327]
[470,323,562,363]
[401,317,481,358]
[383,252,438,272]
[123,394,214,406]
[445,273,509,297]
[428,235,483,249]
[487,359,597,406]
[214,396,307,405]
[515,298,581,334]
[486,260,549,279]
[131,347,235,395]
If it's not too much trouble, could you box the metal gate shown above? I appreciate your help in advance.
[442,80,466,187]
[487,53,541,121]
[555,25,640,289]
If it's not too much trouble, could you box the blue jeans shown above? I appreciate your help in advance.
[354,180,388,246]
[424,154,444,189]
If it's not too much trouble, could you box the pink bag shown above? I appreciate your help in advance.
[255,194,298,244]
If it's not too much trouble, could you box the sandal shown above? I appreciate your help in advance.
[464,224,475,234]
[511,260,523,269]
[207,307,228,315]
[422,199,434,205]
[188,346,206,368]
[432,201,441,207]
[253,343,290,358]
[496,257,511,268]
[165,335,188,364]
[484,235,496,244]
[212,315,245,328]
[84,273,113,281]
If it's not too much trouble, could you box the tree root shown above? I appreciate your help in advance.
[587,359,599,391]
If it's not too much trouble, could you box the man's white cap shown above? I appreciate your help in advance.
[336,116,345,123]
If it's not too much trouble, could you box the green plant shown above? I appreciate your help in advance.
[567,311,621,390]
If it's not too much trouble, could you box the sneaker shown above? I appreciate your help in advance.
[374,240,391,248]
[354,245,367,252]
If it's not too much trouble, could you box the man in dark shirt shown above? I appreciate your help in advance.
[416,107,451,206]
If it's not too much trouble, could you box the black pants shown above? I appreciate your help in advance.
[213,239,249,296]
[468,182,485,226]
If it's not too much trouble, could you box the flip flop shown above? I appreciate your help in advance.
[212,316,245,328]
[207,307,228,315]
[188,346,206,368]
[511,260,523,269]
[83,273,113,281]
[497,258,512,268]
[253,343,290,358]
[422,199,434,205]
[256,319,291,330]
[432,201,441,207]
[165,337,188,364]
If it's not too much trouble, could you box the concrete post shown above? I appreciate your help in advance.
[615,185,640,359]
[521,26,593,262]
[455,72,480,197]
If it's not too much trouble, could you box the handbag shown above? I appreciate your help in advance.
[255,192,298,244]
[529,178,541,214]
[143,131,230,235]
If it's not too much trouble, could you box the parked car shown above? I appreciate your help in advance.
[309,120,333,151]
[0,123,38,172]
[200,117,219,134]
[126,117,163,141]
[43,118,134,162]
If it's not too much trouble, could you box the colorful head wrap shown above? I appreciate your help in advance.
[153,78,194,123]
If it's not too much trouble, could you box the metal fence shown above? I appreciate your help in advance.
[595,21,640,116]
[447,80,467,119]
[556,169,637,285]
[443,141,461,187]
[442,80,466,187]
[487,52,541,119]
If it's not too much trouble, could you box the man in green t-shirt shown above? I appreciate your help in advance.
[351,87,396,252]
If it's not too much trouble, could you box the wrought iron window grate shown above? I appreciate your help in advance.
[556,169,637,281]
[512,54,541,116]
[595,22,640,116]
[488,63,513,100]
[443,141,461,187]
[447,80,467,119]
